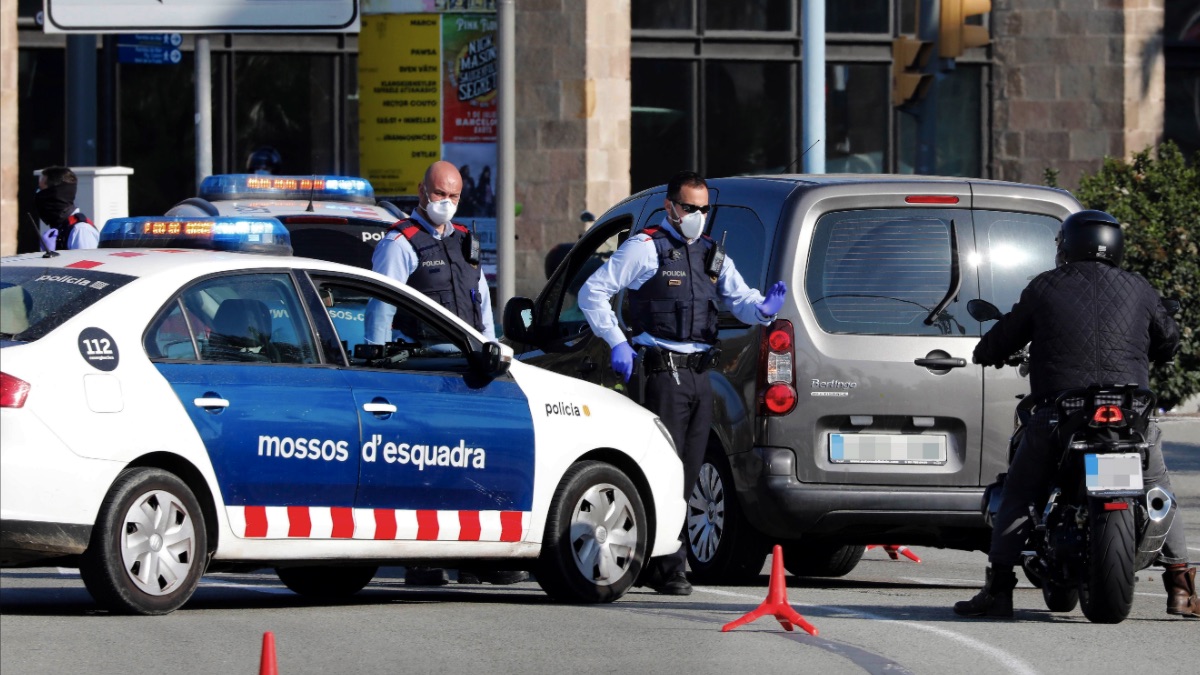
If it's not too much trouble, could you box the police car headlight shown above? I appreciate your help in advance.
[653,417,677,456]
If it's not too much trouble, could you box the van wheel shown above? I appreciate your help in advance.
[276,566,378,600]
[536,461,646,603]
[79,468,207,615]
[782,539,865,577]
[685,453,768,584]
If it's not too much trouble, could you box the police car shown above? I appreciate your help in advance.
[166,174,406,270]
[0,217,684,615]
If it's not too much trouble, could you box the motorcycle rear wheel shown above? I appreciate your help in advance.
[1079,502,1136,624]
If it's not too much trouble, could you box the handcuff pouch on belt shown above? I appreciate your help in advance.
[638,343,722,375]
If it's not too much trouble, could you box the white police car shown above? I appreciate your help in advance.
[0,217,684,615]
[167,174,407,270]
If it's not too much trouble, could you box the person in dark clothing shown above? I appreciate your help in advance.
[578,170,788,595]
[34,166,98,251]
[955,210,1198,619]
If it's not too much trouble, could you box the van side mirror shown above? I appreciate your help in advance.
[471,340,512,378]
[967,299,1003,322]
[502,296,536,344]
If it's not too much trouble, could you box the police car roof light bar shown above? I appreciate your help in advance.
[199,175,376,205]
[98,216,294,256]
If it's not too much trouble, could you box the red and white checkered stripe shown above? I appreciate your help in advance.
[225,506,528,542]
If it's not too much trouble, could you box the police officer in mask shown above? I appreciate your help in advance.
[33,166,98,251]
[578,170,787,595]
[364,160,495,343]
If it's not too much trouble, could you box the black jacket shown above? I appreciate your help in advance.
[973,261,1179,399]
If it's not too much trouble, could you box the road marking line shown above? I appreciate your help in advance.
[694,588,1040,675]
[199,580,294,595]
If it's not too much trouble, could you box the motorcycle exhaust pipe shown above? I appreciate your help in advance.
[1146,486,1173,522]
[1135,486,1177,569]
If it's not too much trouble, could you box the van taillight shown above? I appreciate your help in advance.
[758,321,797,415]
[0,372,31,408]
[905,195,959,204]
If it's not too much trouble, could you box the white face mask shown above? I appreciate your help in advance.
[677,209,705,240]
[425,197,457,225]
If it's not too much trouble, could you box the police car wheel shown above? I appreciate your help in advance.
[536,461,646,603]
[685,452,768,585]
[276,565,378,600]
[79,468,207,615]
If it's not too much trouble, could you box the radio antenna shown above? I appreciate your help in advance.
[783,139,821,175]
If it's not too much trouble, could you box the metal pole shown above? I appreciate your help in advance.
[66,35,98,166]
[801,0,825,174]
[195,35,213,192]
[99,35,118,166]
[495,0,516,318]
[915,0,939,175]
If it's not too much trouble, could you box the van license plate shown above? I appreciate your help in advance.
[1084,453,1143,493]
[829,434,947,465]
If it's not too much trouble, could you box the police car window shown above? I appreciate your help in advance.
[806,209,978,336]
[177,273,318,365]
[0,268,134,343]
[145,300,199,360]
[318,281,470,373]
[709,205,768,291]
[976,211,1059,314]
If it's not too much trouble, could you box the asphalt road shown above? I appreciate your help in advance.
[2,418,1197,675]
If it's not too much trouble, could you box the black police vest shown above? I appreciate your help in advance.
[390,220,485,332]
[628,228,720,344]
[55,212,93,250]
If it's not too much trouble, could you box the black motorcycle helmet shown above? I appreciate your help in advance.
[245,146,282,175]
[1056,209,1124,267]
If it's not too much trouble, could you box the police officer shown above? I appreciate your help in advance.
[579,170,787,595]
[955,210,1198,619]
[245,146,282,175]
[34,166,99,251]
[365,160,496,344]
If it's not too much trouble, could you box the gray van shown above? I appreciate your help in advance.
[503,175,1081,582]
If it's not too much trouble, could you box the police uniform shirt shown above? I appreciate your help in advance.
[67,210,100,250]
[579,218,775,354]
[364,211,496,343]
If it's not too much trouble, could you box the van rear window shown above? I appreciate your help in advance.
[0,267,135,342]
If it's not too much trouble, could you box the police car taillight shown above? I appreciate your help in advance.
[758,320,797,416]
[98,217,293,256]
[0,372,31,408]
[199,174,376,205]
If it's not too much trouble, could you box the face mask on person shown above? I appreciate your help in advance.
[425,198,457,225]
[33,183,76,226]
[671,201,706,240]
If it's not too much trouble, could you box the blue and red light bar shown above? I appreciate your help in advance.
[199,174,376,205]
[98,217,292,256]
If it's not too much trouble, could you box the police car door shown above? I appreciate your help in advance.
[306,273,536,543]
[148,272,361,532]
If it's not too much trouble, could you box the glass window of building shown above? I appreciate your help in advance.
[1164,0,1200,158]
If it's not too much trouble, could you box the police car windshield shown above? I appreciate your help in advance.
[285,216,395,269]
[0,268,135,342]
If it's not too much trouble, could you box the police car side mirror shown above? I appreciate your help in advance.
[967,299,1003,322]
[472,340,512,378]
[502,296,536,344]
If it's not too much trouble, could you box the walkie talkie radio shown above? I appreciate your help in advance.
[705,230,726,281]
[463,219,481,267]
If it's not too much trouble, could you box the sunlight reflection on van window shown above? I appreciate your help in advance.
[967,252,983,267]
[989,244,1029,269]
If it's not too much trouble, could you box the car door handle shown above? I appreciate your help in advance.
[577,359,597,374]
[193,397,230,409]
[913,357,967,369]
[363,402,397,414]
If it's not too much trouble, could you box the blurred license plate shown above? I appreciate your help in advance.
[1085,453,1143,493]
[829,434,947,465]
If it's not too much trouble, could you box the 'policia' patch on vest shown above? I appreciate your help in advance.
[628,228,720,344]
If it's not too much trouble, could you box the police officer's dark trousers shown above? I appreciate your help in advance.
[643,362,712,576]
[989,407,1189,567]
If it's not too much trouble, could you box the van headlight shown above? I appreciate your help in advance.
[653,417,677,456]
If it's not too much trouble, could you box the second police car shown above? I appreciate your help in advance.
[0,217,685,615]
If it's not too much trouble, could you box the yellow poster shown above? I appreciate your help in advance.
[359,14,442,197]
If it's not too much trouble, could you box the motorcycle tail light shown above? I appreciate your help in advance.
[1092,404,1124,424]
[1102,501,1129,511]
[0,372,31,408]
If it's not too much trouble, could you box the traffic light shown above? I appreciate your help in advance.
[892,36,933,108]
[939,0,991,59]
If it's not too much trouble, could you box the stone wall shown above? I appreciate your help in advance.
[1,2,18,256]
[991,0,1164,189]
[513,0,630,299]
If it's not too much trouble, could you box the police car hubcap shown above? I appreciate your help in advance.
[120,489,197,596]
[569,483,637,586]
[688,464,725,564]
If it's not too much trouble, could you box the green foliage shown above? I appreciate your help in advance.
[1074,142,1200,410]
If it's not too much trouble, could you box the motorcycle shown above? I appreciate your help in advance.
[969,299,1177,624]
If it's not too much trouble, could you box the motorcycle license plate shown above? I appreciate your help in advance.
[1084,453,1143,494]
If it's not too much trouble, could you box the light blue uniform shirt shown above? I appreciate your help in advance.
[579,218,774,354]
[365,211,496,343]
[67,210,99,249]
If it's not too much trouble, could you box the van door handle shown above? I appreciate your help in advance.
[913,357,967,369]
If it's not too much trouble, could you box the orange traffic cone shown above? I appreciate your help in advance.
[260,631,279,675]
[721,545,818,635]
[867,544,922,563]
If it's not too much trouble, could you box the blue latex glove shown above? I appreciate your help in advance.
[755,281,788,317]
[39,228,58,253]
[611,342,635,383]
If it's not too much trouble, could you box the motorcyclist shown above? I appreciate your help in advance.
[955,210,1199,619]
